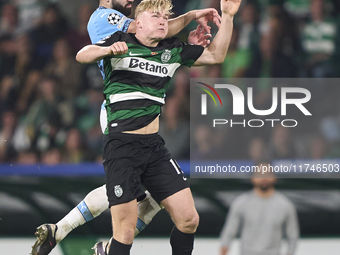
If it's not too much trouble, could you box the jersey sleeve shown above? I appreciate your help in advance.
[180,42,204,67]
[88,8,133,44]
[94,32,123,47]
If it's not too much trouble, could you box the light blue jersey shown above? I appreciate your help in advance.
[87,6,133,78]
[76,7,148,232]
[87,6,133,132]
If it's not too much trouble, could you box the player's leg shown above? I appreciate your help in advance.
[142,137,197,255]
[56,186,160,238]
[161,188,199,255]
[104,133,151,255]
[57,184,109,240]
[93,135,190,255]
[108,200,138,255]
[31,185,108,255]
[31,186,162,255]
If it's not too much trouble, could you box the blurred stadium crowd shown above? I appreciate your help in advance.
[1,0,340,164]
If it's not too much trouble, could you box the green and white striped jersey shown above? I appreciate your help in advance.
[96,32,204,134]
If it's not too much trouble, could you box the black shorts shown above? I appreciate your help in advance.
[103,133,189,207]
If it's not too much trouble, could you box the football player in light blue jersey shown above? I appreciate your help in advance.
[87,6,133,78]
[31,1,220,255]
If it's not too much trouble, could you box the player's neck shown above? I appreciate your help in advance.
[99,2,111,9]
[135,33,160,48]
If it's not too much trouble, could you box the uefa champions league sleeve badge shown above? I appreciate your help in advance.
[108,13,121,25]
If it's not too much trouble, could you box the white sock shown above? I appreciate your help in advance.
[54,185,163,243]
[135,191,163,236]
[83,184,109,218]
[55,185,109,242]
[55,208,85,242]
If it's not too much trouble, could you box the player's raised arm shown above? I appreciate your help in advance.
[127,8,221,37]
[76,41,128,64]
[167,8,221,37]
[193,0,242,66]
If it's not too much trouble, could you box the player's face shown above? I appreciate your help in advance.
[111,0,133,16]
[137,10,169,41]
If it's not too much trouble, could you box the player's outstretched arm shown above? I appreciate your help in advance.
[167,8,221,37]
[193,0,242,66]
[76,41,128,64]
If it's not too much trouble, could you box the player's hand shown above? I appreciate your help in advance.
[194,8,221,34]
[108,41,128,56]
[221,0,242,17]
[188,25,212,47]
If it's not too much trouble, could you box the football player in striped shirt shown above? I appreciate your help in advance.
[76,0,241,254]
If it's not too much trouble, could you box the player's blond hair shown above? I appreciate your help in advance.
[135,0,173,18]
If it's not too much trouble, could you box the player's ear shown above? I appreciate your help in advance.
[135,18,141,28]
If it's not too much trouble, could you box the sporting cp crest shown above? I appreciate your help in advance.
[161,49,172,63]
[114,185,123,197]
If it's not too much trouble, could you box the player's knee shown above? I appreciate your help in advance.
[176,210,199,233]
